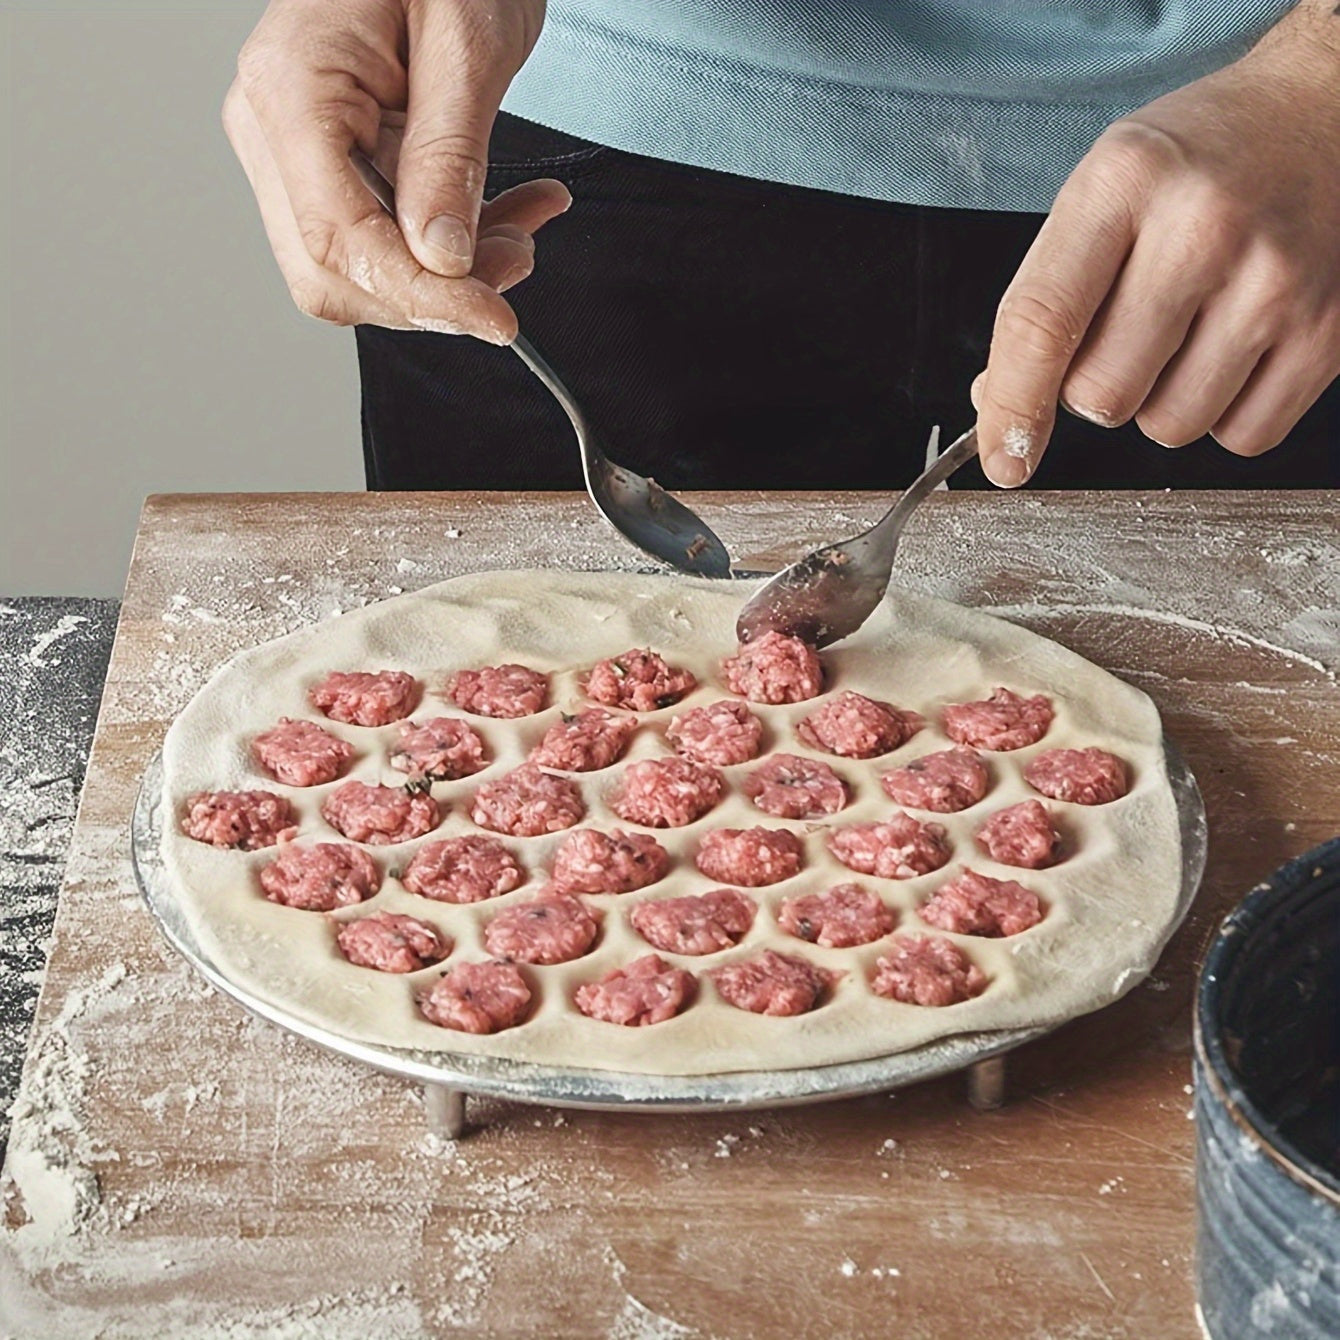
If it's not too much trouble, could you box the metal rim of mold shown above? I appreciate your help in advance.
[130,739,1206,1118]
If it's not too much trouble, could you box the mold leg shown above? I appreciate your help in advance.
[424,1084,467,1138]
[967,1056,1007,1112]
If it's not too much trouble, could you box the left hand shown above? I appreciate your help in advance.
[973,1,1340,486]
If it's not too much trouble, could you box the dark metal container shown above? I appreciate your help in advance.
[1195,836,1340,1339]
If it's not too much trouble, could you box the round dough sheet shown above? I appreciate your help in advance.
[159,570,1182,1075]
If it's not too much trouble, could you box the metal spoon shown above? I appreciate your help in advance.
[735,425,980,647]
[350,149,732,578]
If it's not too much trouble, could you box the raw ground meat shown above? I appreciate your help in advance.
[470,763,585,836]
[483,891,600,964]
[528,708,636,772]
[258,842,380,910]
[695,827,805,886]
[919,868,1045,937]
[419,961,532,1033]
[796,691,919,759]
[1025,748,1130,805]
[721,632,824,704]
[574,954,696,1026]
[181,790,298,850]
[320,781,439,845]
[666,699,764,766]
[880,747,989,813]
[335,911,450,972]
[942,687,1054,751]
[976,800,1061,869]
[872,935,988,1006]
[445,663,549,718]
[743,753,850,819]
[387,717,488,780]
[550,827,670,895]
[628,888,756,955]
[712,950,836,1016]
[609,757,725,828]
[400,835,525,903]
[309,670,419,727]
[253,718,355,787]
[826,814,951,879]
[777,883,895,948]
[584,648,697,712]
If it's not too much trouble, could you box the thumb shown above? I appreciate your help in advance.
[397,8,514,278]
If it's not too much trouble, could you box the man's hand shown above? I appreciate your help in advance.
[975,0,1340,485]
[223,0,569,343]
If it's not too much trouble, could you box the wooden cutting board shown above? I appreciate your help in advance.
[2,490,1336,1339]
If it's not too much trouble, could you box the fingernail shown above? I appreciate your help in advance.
[422,214,473,265]
[1063,399,1118,428]
[986,454,1030,488]
[498,264,531,292]
[410,316,466,336]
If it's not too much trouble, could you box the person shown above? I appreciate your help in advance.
[224,0,1339,493]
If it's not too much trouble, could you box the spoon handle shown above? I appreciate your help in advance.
[872,425,980,539]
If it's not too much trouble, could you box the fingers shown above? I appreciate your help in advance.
[397,0,520,276]
[226,75,518,339]
[480,178,572,234]
[1058,219,1208,429]
[473,224,535,292]
[976,148,1142,486]
[1135,294,1273,448]
[1210,331,1340,456]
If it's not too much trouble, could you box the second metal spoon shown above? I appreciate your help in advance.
[735,425,980,647]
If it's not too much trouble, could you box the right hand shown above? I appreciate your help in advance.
[223,0,570,343]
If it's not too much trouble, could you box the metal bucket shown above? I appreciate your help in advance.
[1195,836,1340,1339]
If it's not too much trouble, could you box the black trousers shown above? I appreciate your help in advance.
[357,113,1338,492]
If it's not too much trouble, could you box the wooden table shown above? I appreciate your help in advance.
[2,491,1336,1339]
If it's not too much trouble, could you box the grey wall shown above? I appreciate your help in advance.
[2,5,362,596]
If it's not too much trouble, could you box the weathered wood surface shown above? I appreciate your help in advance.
[1,490,1336,1339]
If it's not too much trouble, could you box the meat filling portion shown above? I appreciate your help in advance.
[796,691,918,759]
[872,935,989,1006]
[585,649,697,712]
[253,718,354,787]
[444,664,549,718]
[826,814,951,879]
[574,955,696,1026]
[419,961,532,1033]
[1024,748,1130,805]
[712,950,837,1016]
[401,836,525,903]
[321,781,439,845]
[695,827,806,886]
[182,790,298,850]
[335,912,450,972]
[629,889,756,956]
[666,699,764,766]
[777,883,895,948]
[744,754,850,819]
[975,800,1062,869]
[550,827,670,895]
[609,757,725,828]
[942,687,1053,751]
[259,842,380,910]
[309,670,419,727]
[388,717,488,781]
[918,869,1044,937]
[721,632,824,704]
[470,764,585,836]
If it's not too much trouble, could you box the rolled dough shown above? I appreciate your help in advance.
[159,571,1182,1076]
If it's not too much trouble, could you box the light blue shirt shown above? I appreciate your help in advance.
[504,1,1299,211]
